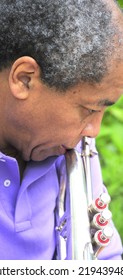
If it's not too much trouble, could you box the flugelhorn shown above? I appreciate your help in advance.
[65,137,94,259]
[56,137,112,259]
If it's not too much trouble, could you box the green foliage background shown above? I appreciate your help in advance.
[96,96,123,242]
[96,0,123,245]
[118,0,123,8]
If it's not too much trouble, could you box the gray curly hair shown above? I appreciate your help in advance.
[0,0,121,90]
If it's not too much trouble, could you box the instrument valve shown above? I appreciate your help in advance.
[93,226,113,247]
[89,193,111,213]
[91,209,112,229]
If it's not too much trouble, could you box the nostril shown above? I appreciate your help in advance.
[81,124,101,138]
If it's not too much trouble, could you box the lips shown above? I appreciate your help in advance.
[58,145,67,154]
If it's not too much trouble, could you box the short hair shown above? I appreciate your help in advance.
[0,0,121,90]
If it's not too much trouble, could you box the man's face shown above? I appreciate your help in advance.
[7,59,123,162]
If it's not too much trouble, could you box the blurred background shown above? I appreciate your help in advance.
[96,0,123,243]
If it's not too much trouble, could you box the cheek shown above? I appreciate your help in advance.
[33,106,88,142]
[54,111,91,140]
[49,114,80,132]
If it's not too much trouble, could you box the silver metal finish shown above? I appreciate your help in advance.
[56,137,95,259]
[65,143,94,259]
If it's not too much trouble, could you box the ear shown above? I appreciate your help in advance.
[9,56,41,100]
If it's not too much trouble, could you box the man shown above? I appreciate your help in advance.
[0,0,123,259]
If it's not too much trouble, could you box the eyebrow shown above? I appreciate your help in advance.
[97,99,115,107]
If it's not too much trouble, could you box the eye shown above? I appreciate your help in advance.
[88,109,98,114]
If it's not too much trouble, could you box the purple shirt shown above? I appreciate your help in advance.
[0,139,122,259]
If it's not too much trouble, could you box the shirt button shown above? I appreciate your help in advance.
[4,179,11,187]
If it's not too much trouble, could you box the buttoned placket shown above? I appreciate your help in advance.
[15,156,59,232]
[0,152,59,233]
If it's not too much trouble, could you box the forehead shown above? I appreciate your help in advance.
[66,59,123,107]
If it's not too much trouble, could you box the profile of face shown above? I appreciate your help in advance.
[4,55,123,162]
[2,1,123,162]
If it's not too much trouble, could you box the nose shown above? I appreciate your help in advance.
[82,111,104,138]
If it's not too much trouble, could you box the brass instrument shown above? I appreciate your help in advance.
[65,137,94,259]
[56,137,112,260]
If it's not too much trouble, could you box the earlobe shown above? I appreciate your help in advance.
[9,56,40,100]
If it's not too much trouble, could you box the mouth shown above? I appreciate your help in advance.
[62,146,73,152]
[58,145,67,154]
